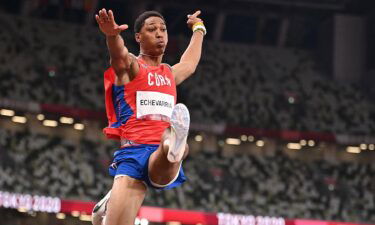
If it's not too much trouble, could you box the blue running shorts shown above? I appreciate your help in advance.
[108,144,186,190]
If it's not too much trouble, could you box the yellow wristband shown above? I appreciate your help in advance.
[192,22,204,31]
[192,22,207,36]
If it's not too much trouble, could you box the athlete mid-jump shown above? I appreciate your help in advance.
[92,8,206,225]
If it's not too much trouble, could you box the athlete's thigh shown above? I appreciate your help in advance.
[105,176,147,225]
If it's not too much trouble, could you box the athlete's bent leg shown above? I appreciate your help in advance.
[92,190,111,225]
[148,133,189,185]
[148,103,190,186]
[104,176,146,225]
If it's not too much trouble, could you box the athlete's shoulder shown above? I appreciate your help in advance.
[105,67,114,73]
[104,67,115,79]
[103,68,116,88]
[162,63,172,72]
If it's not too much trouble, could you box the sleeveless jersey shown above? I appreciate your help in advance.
[103,58,177,145]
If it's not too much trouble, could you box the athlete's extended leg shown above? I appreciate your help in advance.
[104,176,146,225]
[92,190,111,225]
[148,103,190,185]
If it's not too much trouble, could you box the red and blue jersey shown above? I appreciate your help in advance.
[103,58,176,145]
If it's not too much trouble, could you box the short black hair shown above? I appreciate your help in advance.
[134,11,166,33]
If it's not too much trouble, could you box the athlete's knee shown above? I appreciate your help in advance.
[160,128,171,154]
[183,143,189,159]
[162,127,171,140]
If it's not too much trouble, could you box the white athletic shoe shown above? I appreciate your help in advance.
[92,190,111,225]
[167,103,190,163]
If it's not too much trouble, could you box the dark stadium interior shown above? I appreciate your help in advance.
[0,0,375,225]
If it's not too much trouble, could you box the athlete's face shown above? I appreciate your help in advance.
[136,16,168,56]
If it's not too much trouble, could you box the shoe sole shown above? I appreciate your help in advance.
[167,104,190,163]
[92,191,111,225]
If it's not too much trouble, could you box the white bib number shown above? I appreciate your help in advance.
[136,91,175,121]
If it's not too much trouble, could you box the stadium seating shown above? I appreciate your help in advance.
[0,128,374,223]
[0,13,374,134]
[181,44,375,134]
[0,13,107,109]
[0,128,115,200]
[0,12,375,223]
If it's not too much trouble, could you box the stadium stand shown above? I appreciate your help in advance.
[0,128,374,223]
[0,9,375,224]
[0,13,374,135]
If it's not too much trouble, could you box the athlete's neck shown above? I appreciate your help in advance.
[139,52,163,66]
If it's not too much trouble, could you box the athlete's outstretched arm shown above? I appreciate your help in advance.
[172,10,205,85]
[95,9,138,79]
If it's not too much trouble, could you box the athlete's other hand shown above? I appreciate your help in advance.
[186,10,203,29]
[95,9,128,36]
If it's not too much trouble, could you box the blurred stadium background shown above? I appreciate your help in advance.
[0,0,375,224]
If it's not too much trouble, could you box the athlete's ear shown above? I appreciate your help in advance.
[135,33,141,43]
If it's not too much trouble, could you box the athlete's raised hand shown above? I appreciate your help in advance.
[186,10,203,29]
[95,9,128,36]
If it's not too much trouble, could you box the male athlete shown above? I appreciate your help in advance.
[92,8,206,225]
